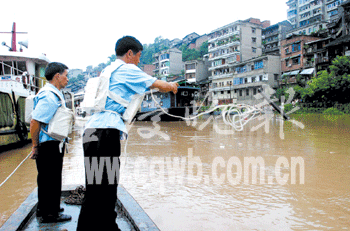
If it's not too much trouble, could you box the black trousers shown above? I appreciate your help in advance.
[77,128,121,231]
[36,140,64,216]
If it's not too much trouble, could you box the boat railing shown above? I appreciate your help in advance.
[0,61,47,94]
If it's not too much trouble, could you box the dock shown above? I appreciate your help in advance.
[0,185,159,231]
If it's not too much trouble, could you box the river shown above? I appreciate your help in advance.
[1,114,350,230]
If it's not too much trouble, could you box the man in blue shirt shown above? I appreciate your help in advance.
[77,36,178,231]
[30,62,72,223]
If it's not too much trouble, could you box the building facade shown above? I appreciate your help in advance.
[208,18,270,104]
[262,20,293,55]
[286,0,348,36]
[184,59,210,83]
[280,34,320,85]
[153,48,184,79]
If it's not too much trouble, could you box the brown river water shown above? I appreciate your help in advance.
[0,114,350,230]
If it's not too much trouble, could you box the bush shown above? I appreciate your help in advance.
[283,104,293,113]
[323,107,345,115]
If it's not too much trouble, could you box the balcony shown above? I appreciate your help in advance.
[208,63,230,71]
[208,31,240,43]
[209,51,240,62]
[209,85,232,92]
[209,72,232,80]
[208,40,240,52]
[185,69,196,74]
[315,56,329,64]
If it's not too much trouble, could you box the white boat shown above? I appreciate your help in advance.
[0,22,50,146]
[0,51,50,146]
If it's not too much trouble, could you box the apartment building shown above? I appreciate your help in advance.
[286,0,348,36]
[226,55,280,105]
[304,0,350,73]
[184,59,210,83]
[262,21,293,55]
[280,34,320,85]
[153,48,184,79]
[208,18,270,104]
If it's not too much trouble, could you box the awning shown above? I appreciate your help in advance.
[282,72,291,77]
[300,68,314,75]
[290,70,300,75]
[187,78,196,83]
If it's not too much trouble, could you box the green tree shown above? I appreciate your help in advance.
[295,55,350,104]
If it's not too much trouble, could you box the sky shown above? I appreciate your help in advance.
[0,0,288,71]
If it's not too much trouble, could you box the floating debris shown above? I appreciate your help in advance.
[64,185,86,205]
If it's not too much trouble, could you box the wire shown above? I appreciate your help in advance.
[0,151,32,188]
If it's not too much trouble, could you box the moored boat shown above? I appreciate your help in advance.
[0,23,75,147]
[136,86,200,121]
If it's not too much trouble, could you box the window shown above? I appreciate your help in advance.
[253,88,257,95]
[252,27,256,33]
[285,60,290,67]
[252,47,257,53]
[292,43,301,52]
[181,91,188,96]
[221,91,224,94]
[239,90,243,96]
[246,89,249,96]
[292,56,300,65]
[254,60,264,69]
[252,37,257,43]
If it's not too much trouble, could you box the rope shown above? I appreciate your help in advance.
[150,89,263,131]
[0,151,32,188]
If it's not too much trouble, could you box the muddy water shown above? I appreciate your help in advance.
[1,115,350,230]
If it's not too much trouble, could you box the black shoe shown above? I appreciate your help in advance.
[37,207,64,217]
[41,214,72,223]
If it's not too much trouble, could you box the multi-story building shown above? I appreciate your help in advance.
[303,37,331,73]
[286,0,348,36]
[326,0,350,57]
[208,18,270,104]
[262,20,293,55]
[184,59,210,83]
[291,1,350,79]
[280,34,320,85]
[184,58,211,105]
[225,55,280,105]
[187,34,208,50]
[153,48,184,79]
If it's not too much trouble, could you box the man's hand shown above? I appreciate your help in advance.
[170,82,179,94]
[30,146,39,159]
[150,80,179,94]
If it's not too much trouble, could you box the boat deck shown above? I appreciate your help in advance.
[0,185,159,231]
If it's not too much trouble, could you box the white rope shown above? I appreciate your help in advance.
[150,89,263,131]
[0,151,32,188]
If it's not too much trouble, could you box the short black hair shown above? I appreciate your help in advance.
[115,36,143,57]
[45,62,68,81]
